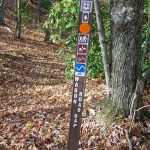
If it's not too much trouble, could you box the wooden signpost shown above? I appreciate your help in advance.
[68,0,93,149]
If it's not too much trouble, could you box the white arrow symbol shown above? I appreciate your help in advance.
[84,15,88,21]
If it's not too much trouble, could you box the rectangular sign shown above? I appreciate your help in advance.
[77,54,86,63]
[81,1,93,12]
[78,34,89,44]
[75,63,86,76]
[78,44,88,54]
[82,12,89,23]
[68,0,93,149]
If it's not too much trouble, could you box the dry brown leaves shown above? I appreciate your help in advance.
[0,19,150,149]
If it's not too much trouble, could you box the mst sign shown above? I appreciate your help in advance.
[68,0,93,149]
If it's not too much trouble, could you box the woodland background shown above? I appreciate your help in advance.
[0,0,150,149]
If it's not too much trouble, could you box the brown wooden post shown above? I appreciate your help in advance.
[68,0,94,149]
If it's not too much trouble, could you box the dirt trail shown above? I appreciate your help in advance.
[0,26,65,96]
[0,23,107,149]
[0,25,69,149]
[0,6,150,150]
[0,25,150,150]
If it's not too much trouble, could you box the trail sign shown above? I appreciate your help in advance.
[68,0,93,149]
[82,13,89,23]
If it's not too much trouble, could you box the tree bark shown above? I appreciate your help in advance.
[96,0,145,125]
[37,0,41,26]
[14,0,21,39]
[44,28,50,42]
[0,0,5,25]
[110,0,144,115]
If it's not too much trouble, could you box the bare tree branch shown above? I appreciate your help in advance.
[130,66,150,118]
[94,0,111,94]
[0,26,13,33]
[130,79,144,117]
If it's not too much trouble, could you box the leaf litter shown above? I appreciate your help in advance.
[0,22,150,150]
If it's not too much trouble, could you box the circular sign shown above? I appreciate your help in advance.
[79,23,91,34]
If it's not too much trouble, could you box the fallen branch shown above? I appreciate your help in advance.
[125,129,132,150]
[0,26,13,34]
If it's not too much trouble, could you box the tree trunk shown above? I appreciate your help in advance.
[44,28,50,42]
[96,0,144,124]
[37,0,41,26]
[110,0,144,115]
[14,0,21,39]
[0,0,5,25]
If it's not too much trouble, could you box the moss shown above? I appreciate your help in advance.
[96,99,124,127]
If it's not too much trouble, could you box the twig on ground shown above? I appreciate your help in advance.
[0,26,13,34]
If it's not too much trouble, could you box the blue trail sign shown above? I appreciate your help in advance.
[68,0,93,149]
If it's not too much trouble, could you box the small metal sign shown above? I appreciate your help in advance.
[68,0,93,149]
[81,0,93,12]
[78,34,89,44]
[82,12,89,23]
[78,44,87,54]
[77,54,86,63]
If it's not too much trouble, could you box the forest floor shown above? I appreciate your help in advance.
[0,15,150,150]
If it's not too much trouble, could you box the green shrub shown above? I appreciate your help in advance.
[45,0,149,80]
[45,0,111,80]
[142,1,150,76]
[20,2,34,23]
